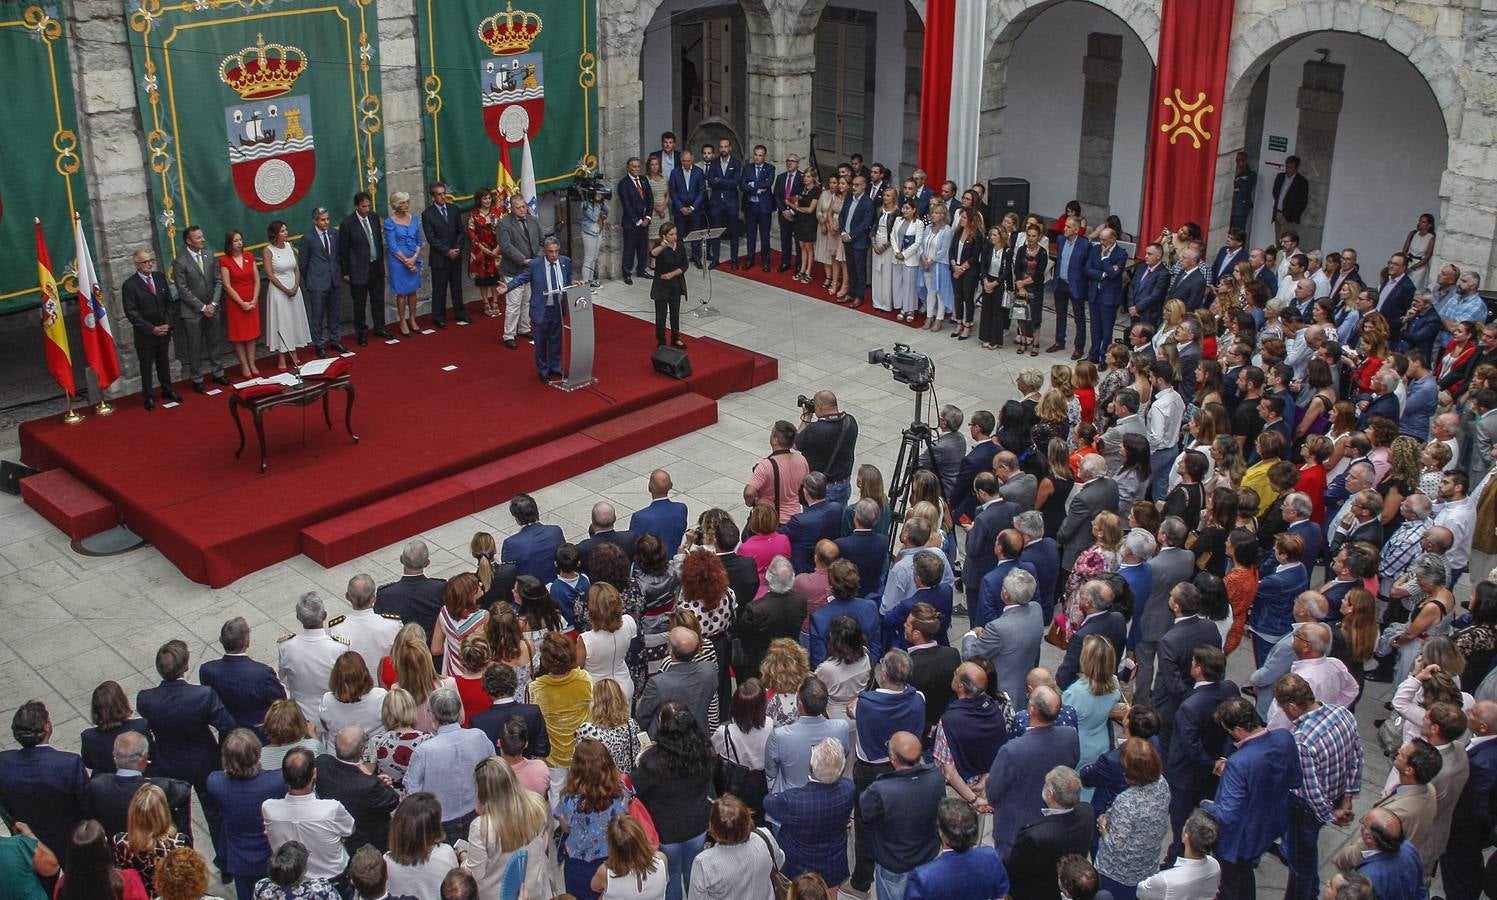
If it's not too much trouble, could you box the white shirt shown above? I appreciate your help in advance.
[386,843,460,899]
[278,628,349,725]
[318,688,388,749]
[262,792,355,879]
[328,608,402,684]
[1146,387,1185,452]
[1311,269,1331,299]
[1434,492,1478,570]
[1136,855,1222,900]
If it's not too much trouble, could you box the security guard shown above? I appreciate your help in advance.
[328,573,403,682]
[277,592,349,725]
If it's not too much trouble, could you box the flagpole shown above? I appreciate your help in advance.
[62,393,84,425]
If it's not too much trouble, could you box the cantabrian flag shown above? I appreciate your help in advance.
[35,219,76,397]
[73,215,121,389]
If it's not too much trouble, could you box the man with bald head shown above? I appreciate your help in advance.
[82,730,194,840]
[1440,699,1497,900]
[1250,590,1331,721]
[932,662,1008,799]
[796,390,859,506]
[1346,807,1423,900]
[994,451,1037,509]
[634,626,717,737]
[577,500,635,572]
[985,684,1080,857]
[858,731,946,898]
[314,725,398,852]
[628,469,688,552]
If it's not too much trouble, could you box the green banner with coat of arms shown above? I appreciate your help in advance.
[417,0,598,202]
[127,0,383,260]
[0,3,91,314]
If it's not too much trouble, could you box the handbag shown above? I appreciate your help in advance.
[1044,619,1069,650]
[754,828,791,900]
[713,725,769,815]
[1377,711,1405,759]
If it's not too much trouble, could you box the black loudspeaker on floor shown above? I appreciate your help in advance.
[652,346,692,379]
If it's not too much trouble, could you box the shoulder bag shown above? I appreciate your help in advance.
[713,724,769,815]
[754,827,791,900]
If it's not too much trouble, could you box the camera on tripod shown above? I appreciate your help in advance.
[868,343,935,388]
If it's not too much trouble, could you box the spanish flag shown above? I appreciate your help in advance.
[36,219,76,397]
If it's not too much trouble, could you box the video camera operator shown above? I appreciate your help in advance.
[795,390,859,505]
[919,404,966,501]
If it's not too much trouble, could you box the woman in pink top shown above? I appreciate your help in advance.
[739,503,792,598]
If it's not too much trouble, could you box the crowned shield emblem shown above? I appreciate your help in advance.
[481,52,545,147]
[220,36,317,212]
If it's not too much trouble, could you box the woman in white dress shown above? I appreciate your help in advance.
[1402,212,1437,292]
[813,616,871,776]
[576,584,637,702]
[869,187,900,312]
[261,219,311,370]
[891,198,926,323]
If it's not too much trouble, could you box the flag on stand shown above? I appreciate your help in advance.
[35,219,76,397]
[520,135,538,215]
[73,215,120,390]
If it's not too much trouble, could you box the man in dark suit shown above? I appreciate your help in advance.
[1211,227,1248,285]
[0,701,87,863]
[577,500,635,573]
[1004,767,1096,900]
[1084,227,1129,363]
[1440,699,1497,900]
[1126,242,1169,327]
[420,182,468,328]
[1133,518,1196,705]
[137,640,237,870]
[836,499,890,597]
[199,616,286,737]
[1166,246,1209,310]
[840,173,875,306]
[617,156,652,283]
[705,515,760,609]
[121,248,182,409]
[1378,252,1417,343]
[781,473,844,574]
[1164,646,1237,862]
[906,605,960,731]
[1056,580,1126,689]
[338,191,390,345]
[1200,698,1301,900]
[1057,456,1118,577]
[1270,156,1309,236]
[298,207,345,355]
[314,727,398,852]
[737,558,808,680]
[740,144,776,272]
[986,686,1080,857]
[772,154,804,271]
[669,149,706,265]
[469,664,550,759]
[647,131,680,179]
[496,195,543,348]
[500,237,576,381]
[963,473,1020,598]
[635,628,718,737]
[975,531,1036,629]
[498,493,567,583]
[1151,584,1224,735]
[171,224,229,392]
[81,730,193,841]
[628,469,689,552]
[706,137,742,268]
[374,540,447,639]
[1016,511,1060,625]
[949,411,1000,522]
[1046,216,1091,359]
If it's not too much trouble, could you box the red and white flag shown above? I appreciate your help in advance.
[72,214,120,389]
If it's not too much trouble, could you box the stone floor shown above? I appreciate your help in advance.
[0,269,1414,897]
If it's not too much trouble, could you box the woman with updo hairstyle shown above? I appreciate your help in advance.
[688,793,784,899]
[318,650,387,747]
[384,190,423,334]
[529,631,593,769]
[1128,352,1155,408]
[451,632,495,725]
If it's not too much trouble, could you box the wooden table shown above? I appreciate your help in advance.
[229,374,358,473]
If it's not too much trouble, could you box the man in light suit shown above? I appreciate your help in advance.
[705,137,742,268]
[772,154,804,272]
[500,492,566,583]
[298,208,346,356]
[740,144,776,272]
[1057,455,1118,577]
[1084,227,1128,363]
[122,249,181,410]
[171,225,229,392]
[628,469,689,552]
[669,149,706,265]
[1046,216,1091,360]
[617,156,652,283]
[1270,156,1309,237]
[634,628,718,737]
[1132,517,1195,706]
[840,173,875,307]
[961,567,1044,706]
[420,182,468,328]
[338,191,389,346]
[1127,242,1169,327]
[500,237,576,380]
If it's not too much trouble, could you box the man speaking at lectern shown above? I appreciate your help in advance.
[500,237,579,383]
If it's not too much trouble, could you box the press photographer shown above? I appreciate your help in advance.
[795,390,859,505]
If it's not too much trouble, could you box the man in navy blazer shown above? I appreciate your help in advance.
[375,540,447,638]
[668,149,706,264]
[200,617,286,738]
[1057,580,1126,688]
[949,412,1000,522]
[1151,585,1224,736]
[81,730,194,841]
[1084,228,1129,363]
[1166,246,1209,310]
[500,492,566,583]
[985,686,1080,857]
[1439,699,1497,900]
[1378,253,1417,343]
[963,473,1021,597]
[705,137,742,268]
[740,144,776,272]
[628,469,689,553]
[1046,217,1091,358]
[771,154,804,271]
[1200,697,1301,900]
[836,499,889,596]
[420,182,469,328]
[975,532,1035,628]
[1164,645,1238,862]
[298,207,345,355]
[781,473,844,574]
[1016,512,1060,624]
[137,640,238,868]
[1358,372,1402,427]
[906,799,1010,899]
[1127,242,1170,327]
[500,238,577,381]
[469,663,552,759]
[839,173,876,306]
[1211,227,1248,285]
[0,701,87,863]
[617,156,653,281]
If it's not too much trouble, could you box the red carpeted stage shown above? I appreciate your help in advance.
[19,304,776,587]
[725,250,936,328]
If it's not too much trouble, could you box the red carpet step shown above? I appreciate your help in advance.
[20,468,118,541]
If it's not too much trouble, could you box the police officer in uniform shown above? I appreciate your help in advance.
[328,574,404,682]
[277,593,350,726]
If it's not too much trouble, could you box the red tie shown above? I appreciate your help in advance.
[785,177,792,202]
[144,274,156,295]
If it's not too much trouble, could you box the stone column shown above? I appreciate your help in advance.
[377,0,425,207]
[69,0,158,390]
[593,0,649,280]
[1289,59,1344,251]
[1076,33,1124,218]
[745,33,818,161]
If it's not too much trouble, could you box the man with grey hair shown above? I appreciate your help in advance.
[405,687,492,841]
[299,205,347,354]
[81,730,194,840]
[577,499,636,571]
[635,627,718,737]
[278,592,350,724]
[1005,766,1095,900]
[1134,517,1194,705]
[1058,580,1125,689]
[497,193,543,345]
[200,616,287,734]
[837,498,889,595]
[314,725,398,851]
[1015,510,1060,623]
[329,574,403,681]
[847,652,928,889]
[1265,622,1357,733]
[962,568,1044,706]
[921,404,967,501]
[1280,492,1322,565]
[1249,590,1332,721]
[1359,370,1401,427]
[374,539,447,639]
[499,235,577,380]
[738,555,807,681]
[1058,454,1118,578]
[1326,487,1384,571]
[986,686,1081,856]
[763,735,857,889]
[1432,412,1463,472]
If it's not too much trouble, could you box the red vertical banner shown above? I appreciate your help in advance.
[1139,0,1235,243]
[917,0,957,186]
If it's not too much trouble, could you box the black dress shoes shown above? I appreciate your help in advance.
[503,339,517,349]
[537,372,548,384]
[517,331,533,341]
[357,335,368,347]
[191,381,208,395]
[434,321,447,329]
[143,395,156,411]
[777,264,791,272]
[372,328,392,339]
[638,271,652,279]
[161,388,182,403]
[623,275,633,285]
[762,262,770,272]
[329,341,349,354]
[730,260,739,271]
[212,373,231,386]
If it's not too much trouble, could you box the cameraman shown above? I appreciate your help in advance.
[795,391,859,506]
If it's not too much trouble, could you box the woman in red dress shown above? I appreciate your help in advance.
[219,229,261,378]
[467,187,502,318]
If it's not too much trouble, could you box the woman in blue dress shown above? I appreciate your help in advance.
[1061,633,1123,800]
[384,190,424,335]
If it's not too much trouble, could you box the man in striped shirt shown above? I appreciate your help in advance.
[1273,672,1363,900]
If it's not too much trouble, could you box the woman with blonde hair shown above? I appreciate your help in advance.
[485,605,534,700]
[318,651,387,748]
[1061,511,1124,634]
[111,783,186,889]
[1051,364,1081,434]
[1061,635,1122,775]
[760,638,810,726]
[388,624,455,733]
[432,572,487,677]
[841,463,891,536]
[1153,299,1188,352]
[384,190,423,335]
[591,814,669,899]
[470,531,507,605]
[366,689,431,790]
[259,699,320,771]
[464,756,554,898]
[1032,390,1070,457]
[1206,434,1246,494]
[1128,352,1155,408]
[576,678,643,775]
[577,583,638,700]
[920,202,955,331]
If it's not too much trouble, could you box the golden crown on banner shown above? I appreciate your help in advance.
[478,2,543,56]
[218,34,309,100]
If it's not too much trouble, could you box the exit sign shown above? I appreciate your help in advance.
[1268,135,1289,152]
